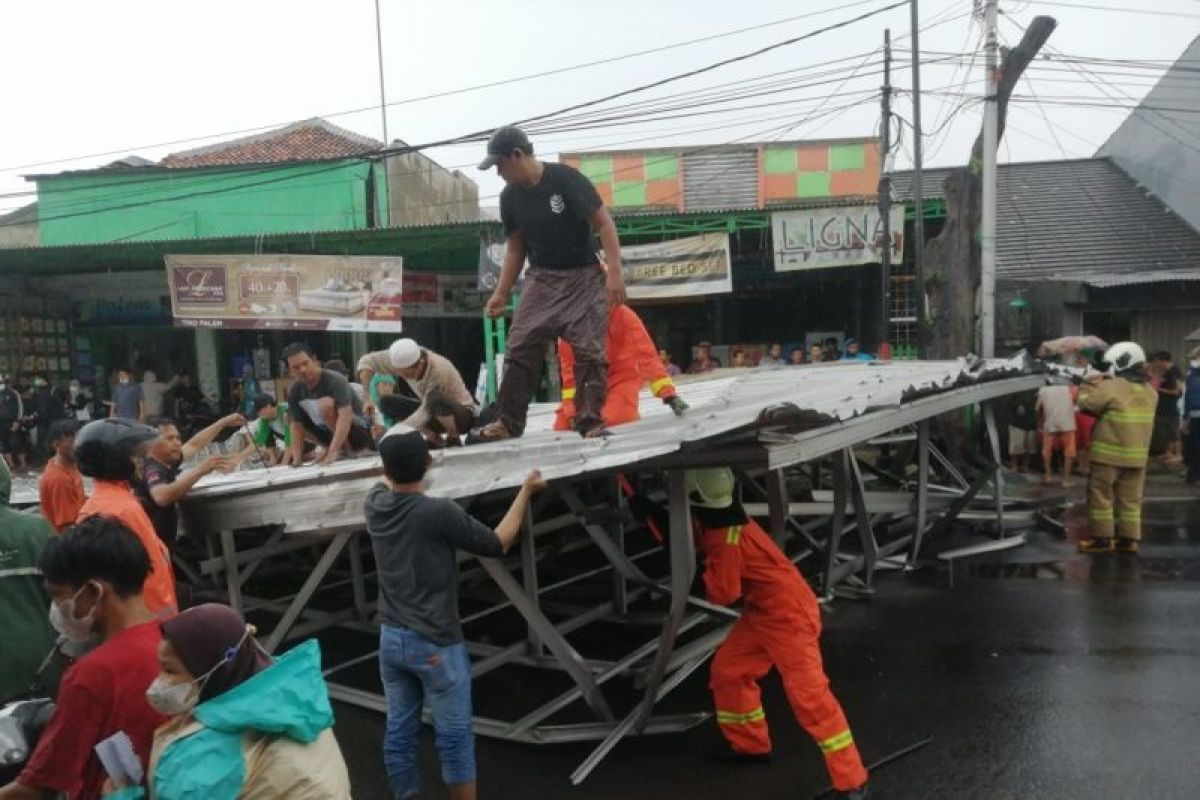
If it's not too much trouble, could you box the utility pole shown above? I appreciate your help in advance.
[879,29,893,357]
[374,0,389,145]
[909,0,926,355]
[980,0,999,358]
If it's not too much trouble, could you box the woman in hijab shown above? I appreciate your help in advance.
[105,603,350,799]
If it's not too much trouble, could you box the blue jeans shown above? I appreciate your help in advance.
[379,625,475,798]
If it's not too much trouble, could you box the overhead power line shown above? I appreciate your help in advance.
[1023,1,1200,19]
[0,0,896,177]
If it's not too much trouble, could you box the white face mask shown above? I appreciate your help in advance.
[49,582,102,642]
[1191,360,1200,370]
[119,377,130,385]
[145,675,201,716]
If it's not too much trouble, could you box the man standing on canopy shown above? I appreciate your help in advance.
[472,125,626,442]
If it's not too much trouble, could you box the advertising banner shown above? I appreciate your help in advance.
[618,232,732,299]
[404,272,485,319]
[771,205,904,272]
[479,232,732,300]
[165,254,404,331]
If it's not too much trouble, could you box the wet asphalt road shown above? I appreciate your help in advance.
[323,486,1200,799]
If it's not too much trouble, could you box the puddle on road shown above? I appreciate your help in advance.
[966,554,1200,583]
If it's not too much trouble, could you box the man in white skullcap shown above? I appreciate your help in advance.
[356,339,479,447]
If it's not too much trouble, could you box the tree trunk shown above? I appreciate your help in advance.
[921,15,1057,464]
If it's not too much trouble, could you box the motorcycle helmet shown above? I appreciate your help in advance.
[74,418,160,481]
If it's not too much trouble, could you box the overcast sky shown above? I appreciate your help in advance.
[1,0,1197,215]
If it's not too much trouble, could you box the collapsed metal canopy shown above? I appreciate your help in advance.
[178,358,1045,784]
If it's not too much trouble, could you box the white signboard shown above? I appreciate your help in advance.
[772,205,904,272]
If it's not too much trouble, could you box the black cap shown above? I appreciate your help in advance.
[379,425,430,482]
[478,125,532,170]
[253,394,278,413]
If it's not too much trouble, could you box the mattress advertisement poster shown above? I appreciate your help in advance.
[165,254,404,331]
[771,205,904,272]
[616,232,732,299]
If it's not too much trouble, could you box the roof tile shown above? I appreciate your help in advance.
[160,118,381,168]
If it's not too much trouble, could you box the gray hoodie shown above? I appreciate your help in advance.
[364,484,503,646]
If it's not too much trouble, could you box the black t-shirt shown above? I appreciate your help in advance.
[1158,365,1183,415]
[136,456,183,546]
[500,162,603,268]
[287,369,366,431]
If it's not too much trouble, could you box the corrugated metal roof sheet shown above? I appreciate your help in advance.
[182,358,1034,531]
[1053,270,1200,288]
[890,158,1200,281]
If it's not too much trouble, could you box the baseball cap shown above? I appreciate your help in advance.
[389,338,421,369]
[379,424,430,482]
[478,125,532,170]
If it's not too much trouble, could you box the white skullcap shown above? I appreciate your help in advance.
[388,338,421,369]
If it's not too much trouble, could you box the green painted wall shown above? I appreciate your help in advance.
[37,159,383,246]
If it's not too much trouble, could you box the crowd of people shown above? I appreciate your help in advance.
[0,369,210,476]
[0,124,876,800]
[1010,348,1200,491]
[663,336,876,375]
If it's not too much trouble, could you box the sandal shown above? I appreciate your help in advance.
[466,420,515,445]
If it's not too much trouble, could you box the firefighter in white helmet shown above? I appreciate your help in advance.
[1076,341,1155,554]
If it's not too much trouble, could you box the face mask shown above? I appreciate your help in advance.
[0,384,6,391]
[49,582,102,642]
[1192,360,1200,370]
[119,378,130,385]
[145,675,201,716]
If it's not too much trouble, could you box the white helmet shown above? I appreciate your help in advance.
[1102,341,1146,372]
[388,338,421,369]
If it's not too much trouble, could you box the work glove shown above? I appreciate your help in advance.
[665,395,689,416]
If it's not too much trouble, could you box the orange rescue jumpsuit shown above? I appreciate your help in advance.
[554,305,677,431]
[698,517,868,791]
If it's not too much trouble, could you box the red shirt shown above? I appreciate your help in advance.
[79,481,177,615]
[39,457,86,532]
[19,622,166,800]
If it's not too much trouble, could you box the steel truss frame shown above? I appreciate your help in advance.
[185,375,1042,783]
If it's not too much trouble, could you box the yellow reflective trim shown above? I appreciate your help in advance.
[818,730,855,753]
[1116,512,1141,521]
[1092,441,1149,458]
[717,707,766,724]
[725,525,742,546]
[650,377,675,396]
[1088,509,1114,520]
[1105,412,1154,423]
[561,387,576,400]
